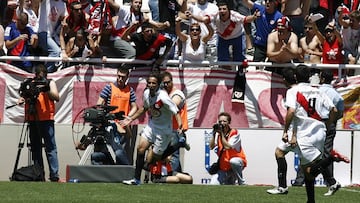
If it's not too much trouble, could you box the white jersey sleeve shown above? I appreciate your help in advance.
[228,131,242,152]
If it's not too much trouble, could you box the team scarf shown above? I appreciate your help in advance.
[137,34,166,60]
[111,7,143,38]
[87,0,113,35]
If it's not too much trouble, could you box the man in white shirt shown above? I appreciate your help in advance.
[282,65,349,203]
[37,0,67,72]
[121,73,183,185]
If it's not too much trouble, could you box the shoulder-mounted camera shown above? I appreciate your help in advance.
[19,77,50,100]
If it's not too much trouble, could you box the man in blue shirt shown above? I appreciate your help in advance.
[5,12,38,72]
[242,0,283,62]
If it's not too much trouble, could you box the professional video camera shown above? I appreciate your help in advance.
[83,105,124,125]
[80,105,125,152]
[19,77,50,100]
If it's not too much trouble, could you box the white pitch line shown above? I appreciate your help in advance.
[341,188,360,193]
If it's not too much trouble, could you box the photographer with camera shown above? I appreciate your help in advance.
[209,112,247,185]
[17,64,61,182]
[81,66,137,165]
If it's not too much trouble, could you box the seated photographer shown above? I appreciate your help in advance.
[209,112,247,185]
[17,64,60,182]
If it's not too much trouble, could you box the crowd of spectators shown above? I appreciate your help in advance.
[0,0,359,79]
[1,0,355,188]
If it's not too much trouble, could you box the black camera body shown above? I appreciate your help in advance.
[81,105,125,151]
[83,105,124,125]
[212,123,224,131]
[19,77,50,100]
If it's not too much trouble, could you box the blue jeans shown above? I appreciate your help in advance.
[217,34,245,62]
[91,124,130,165]
[148,0,159,22]
[91,148,129,165]
[29,120,59,180]
[38,32,61,73]
[169,132,182,172]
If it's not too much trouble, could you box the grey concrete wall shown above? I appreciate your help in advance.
[0,124,91,181]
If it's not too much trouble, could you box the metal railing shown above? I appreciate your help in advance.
[1,56,360,70]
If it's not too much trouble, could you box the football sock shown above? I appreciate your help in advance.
[135,153,145,180]
[309,157,332,177]
[305,178,315,203]
[321,167,336,186]
[277,157,287,188]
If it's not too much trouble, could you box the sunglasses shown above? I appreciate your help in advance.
[191,28,200,32]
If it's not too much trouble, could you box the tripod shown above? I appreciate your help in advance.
[9,99,45,181]
[78,124,117,165]
[11,122,32,180]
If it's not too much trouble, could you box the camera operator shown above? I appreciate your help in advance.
[17,64,60,182]
[79,66,138,165]
[209,112,247,185]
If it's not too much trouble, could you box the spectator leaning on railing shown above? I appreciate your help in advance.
[60,0,88,60]
[187,0,219,63]
[36,0,67,73]
[4,12,38,72]
[337,8,360,76]
[214,1,258,69]
[175,13,214,63]
[242,0,283,63]
[312,19,347,84]
[121,22,173,72]
[266,16,299,74]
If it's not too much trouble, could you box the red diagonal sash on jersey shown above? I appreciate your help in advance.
[220,21,236,38]
[88,0,113,35]
[296,92,322,121]
[137,34,166,60]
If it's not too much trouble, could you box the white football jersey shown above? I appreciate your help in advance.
[143,88,179,130]
[285,83,335,137]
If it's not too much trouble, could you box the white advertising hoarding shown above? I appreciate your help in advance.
[183,129,352,186]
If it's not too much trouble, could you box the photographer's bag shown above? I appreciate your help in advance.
[11,164,45,181]
[208,162,220,175]
[208,148,225,175]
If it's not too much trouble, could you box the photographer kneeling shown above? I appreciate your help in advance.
[209,112,247,185]
[17,64,60,182]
